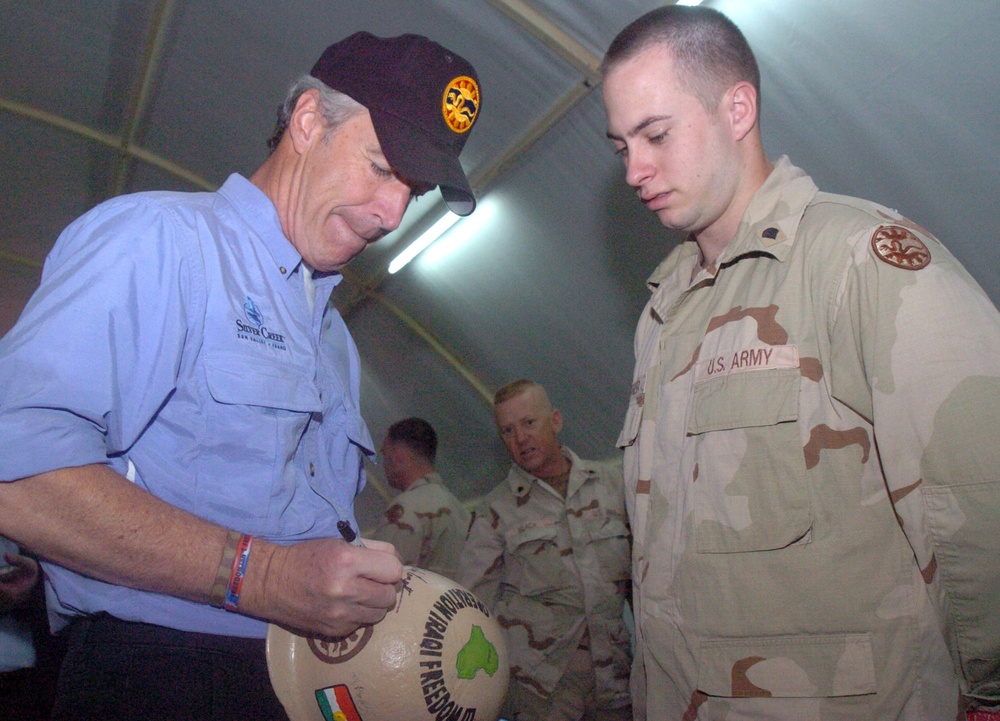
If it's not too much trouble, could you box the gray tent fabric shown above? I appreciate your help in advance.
[1,0,997,528]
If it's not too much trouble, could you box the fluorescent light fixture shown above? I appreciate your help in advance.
[388,211,460,274]
[676,0,703,5]
[421,198,497,268]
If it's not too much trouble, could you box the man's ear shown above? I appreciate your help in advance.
[550,408,564,434]
[728,81,759,142]
[287,88,324,153]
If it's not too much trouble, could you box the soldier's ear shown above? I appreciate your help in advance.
[550,409,563,434]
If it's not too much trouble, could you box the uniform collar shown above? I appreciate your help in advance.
[505,446,597,499]
[646,156,818,293]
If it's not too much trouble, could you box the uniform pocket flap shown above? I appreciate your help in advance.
[591,516,630,541]
[689,368,799,435]
[697,633,876,698]
[204,357,321,412]
[617,393,642,448]
[509,524,558,547]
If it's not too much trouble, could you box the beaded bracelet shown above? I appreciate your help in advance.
[223,533,254,612]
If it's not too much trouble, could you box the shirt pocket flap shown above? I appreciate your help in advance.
[590,515,630,541]
[617,393,642,448]
[509,524,559,547]
[689,368,799,435]
[204,356,321,413]
[697,633,876,698]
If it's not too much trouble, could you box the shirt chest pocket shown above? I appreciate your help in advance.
[582,514,631,582]
[197,355,322,519]
[687,367,812,554]
[505,524,572,596]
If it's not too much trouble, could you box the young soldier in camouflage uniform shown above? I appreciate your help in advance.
[458,380,632,721]
[370,417,469,580]
[601,6,1000,721]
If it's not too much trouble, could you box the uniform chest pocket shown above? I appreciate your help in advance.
[506,524,570,596]
[197,355,322,519]
[687,368,812,554]
[583,515,631,582]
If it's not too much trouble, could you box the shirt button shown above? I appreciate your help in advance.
[309,463,315,476]
[279,266,287,274]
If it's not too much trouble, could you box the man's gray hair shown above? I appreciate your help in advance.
[266,75,365,153]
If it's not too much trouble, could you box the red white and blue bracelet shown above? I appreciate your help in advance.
[209,530,253,611]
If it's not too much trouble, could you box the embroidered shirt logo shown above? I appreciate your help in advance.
[235,296,288,351]
[871,225,931,270]
[442,76,479,134]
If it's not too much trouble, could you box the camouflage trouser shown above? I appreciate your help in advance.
[500,647,632,721]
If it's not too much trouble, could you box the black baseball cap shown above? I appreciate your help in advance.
[311,32,482,216]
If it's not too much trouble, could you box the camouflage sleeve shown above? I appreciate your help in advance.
[456,502,504,608]
[369,499,426,568]
[830,222,1000,707]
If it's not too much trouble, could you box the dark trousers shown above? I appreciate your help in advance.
[51,613,290,721]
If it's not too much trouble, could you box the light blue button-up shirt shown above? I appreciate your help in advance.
[0,174,373,637]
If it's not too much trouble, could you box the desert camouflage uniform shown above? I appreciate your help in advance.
[370,473,470,580]
[458,447,632,718]
[618,156,1000,720]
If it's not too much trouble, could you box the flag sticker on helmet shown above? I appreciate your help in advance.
[315,684,363,721]
[442,76,479,134]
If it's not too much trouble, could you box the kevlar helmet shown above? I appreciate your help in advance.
[267,567,509,721]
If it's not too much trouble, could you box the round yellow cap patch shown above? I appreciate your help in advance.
[442,76,480,134]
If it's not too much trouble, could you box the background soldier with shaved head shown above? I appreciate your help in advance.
[370,417,469,580]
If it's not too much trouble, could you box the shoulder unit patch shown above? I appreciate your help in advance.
[871,225,931,270]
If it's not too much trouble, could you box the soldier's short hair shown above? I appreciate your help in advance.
[386,417,438,463]
[601,5,761,114]
[493,379,544,408]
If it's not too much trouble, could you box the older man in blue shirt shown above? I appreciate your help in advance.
[0,32,482,720]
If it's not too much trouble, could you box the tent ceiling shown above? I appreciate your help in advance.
[2,0,997,529]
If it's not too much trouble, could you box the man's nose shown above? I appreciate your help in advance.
[374,179,412,234]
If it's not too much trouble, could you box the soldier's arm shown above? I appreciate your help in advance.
[831,222,1000,710]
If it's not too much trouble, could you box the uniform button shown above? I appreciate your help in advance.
[309,463,315,476]
[279,266,287,274]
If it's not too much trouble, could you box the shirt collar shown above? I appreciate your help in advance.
[216,173,344,298]
[505,447,595,498]
[646,156,818,293]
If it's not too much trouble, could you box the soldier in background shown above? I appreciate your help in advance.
[459,379,632,721]
[602,5,1000,720]
[370,418,469,580]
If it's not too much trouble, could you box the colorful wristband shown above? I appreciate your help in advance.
[209,530,242,608]
[223,533,254,612]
